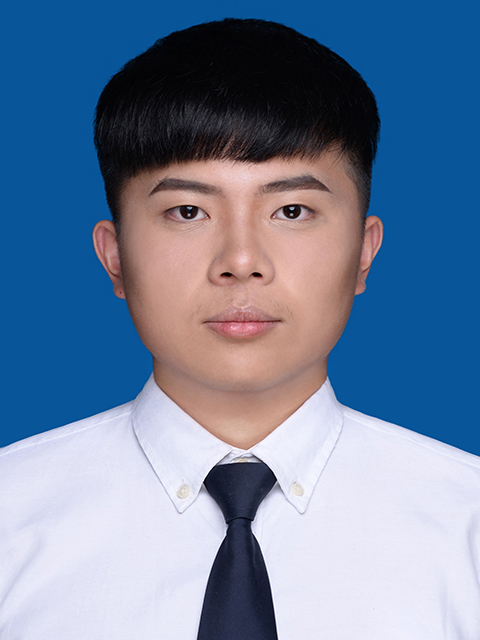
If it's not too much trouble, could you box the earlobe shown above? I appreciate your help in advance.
[355,215,383,296]
[92,220,126,299]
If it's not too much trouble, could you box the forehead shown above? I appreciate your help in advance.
[122,151,361,211]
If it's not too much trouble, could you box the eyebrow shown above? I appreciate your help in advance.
[149,173,331,197]
[149,178,221,196]
[260,174,331,194]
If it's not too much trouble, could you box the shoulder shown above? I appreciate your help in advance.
[340,405,480,469]
[338,403,480,498]
[327,404,480,538]
[0,400,144,538]
[0,401,135,478]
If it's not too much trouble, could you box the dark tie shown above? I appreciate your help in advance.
[197,462,278,640]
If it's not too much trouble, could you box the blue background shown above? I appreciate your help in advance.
[2,0,478,453]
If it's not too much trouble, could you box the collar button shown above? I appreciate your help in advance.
[177,484,191,499]
[291,482,304,497]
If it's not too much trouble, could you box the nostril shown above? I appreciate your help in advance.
[219,271,262,279]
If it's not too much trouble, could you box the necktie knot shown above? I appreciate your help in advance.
[204,462,276,524]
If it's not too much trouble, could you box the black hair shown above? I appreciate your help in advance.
[94,18,380,226]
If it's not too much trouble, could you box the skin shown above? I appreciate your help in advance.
[93,152,383,448]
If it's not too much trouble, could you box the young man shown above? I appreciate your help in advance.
[1,18,479,639]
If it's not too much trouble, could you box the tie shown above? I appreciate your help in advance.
[197,462,278,640]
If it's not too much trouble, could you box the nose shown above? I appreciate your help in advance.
[207,220,275,286]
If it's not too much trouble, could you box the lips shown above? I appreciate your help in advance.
[204,306,280,338]
[206,306,278,323]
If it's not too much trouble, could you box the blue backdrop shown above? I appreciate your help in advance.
[2,0,479,453]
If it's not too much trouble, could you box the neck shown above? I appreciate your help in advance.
[153,362,327,449]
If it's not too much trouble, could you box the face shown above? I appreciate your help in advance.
[93,153,382,397]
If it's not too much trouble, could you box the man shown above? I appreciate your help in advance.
[1,18,479,639]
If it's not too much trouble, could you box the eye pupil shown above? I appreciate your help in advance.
[180,205,198,219]
[283,205,302,219]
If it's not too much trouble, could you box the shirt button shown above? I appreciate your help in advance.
[177,485,191,499]
[291,482,305,496]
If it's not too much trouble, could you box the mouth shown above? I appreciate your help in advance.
[204,306,280,339]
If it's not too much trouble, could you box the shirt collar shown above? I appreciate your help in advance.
[132,375,343,514]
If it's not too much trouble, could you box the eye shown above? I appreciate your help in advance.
[273,204,313,221]
[166,205,208,221]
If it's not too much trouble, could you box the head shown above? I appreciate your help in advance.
[94,18,380,229]
[92,19,383,441]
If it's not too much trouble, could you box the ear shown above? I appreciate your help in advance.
[92,220,126,299]
[355,215,383,295]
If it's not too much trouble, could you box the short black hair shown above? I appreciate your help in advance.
[94,18,380,226]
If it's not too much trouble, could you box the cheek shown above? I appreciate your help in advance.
[119,236,205,337]
[122,227,187,289]
[285,235,361,299]
[285,236,362,348]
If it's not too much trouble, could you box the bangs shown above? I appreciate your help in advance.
[97,89,341,178]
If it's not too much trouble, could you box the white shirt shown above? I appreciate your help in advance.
[1,376,480,639]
